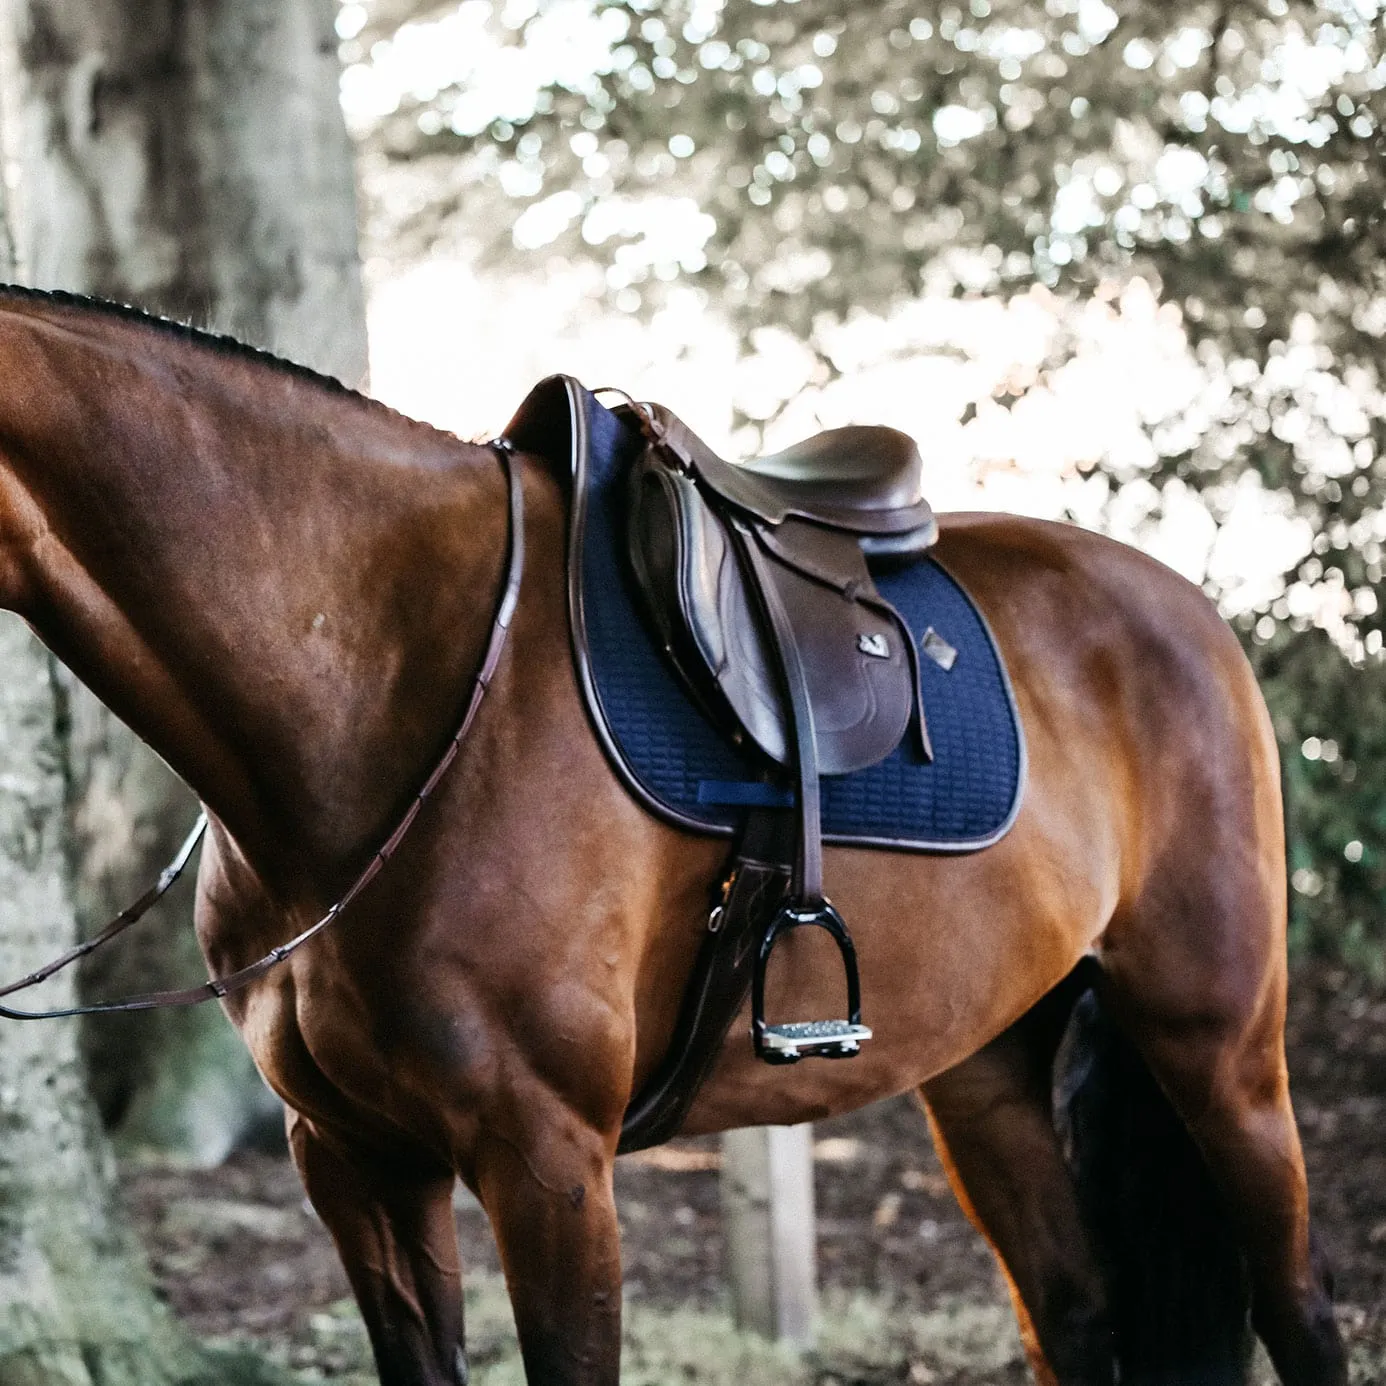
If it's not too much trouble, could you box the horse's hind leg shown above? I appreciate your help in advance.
[1105,873,1347,1386]
[920,973,1114,1386]
[288,1113,467,1386]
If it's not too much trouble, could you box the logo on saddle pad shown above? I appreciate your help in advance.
[857,632,891,659]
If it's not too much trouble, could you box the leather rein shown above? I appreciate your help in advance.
[0,442,524,1020]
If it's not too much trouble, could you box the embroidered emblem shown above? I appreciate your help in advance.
[921,627,958,671]
[858,632,890,659]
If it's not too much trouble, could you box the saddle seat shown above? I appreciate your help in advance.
[646,407,938,555]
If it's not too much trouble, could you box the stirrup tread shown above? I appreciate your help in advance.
[758,1019,873,1063]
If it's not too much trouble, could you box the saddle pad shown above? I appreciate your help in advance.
[554,379,1026,852]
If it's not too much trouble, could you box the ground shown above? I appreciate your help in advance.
[119,961,1385,1384]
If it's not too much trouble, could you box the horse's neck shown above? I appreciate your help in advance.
[0,299,507,889]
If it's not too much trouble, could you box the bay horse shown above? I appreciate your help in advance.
[0,286,1344,1386]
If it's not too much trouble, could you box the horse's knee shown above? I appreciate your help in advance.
[474,1113,622,1385]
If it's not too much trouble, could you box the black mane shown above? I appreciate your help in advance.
[0,282,417,424]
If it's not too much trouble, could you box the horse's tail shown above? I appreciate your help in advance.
[1053,974,1255,1385]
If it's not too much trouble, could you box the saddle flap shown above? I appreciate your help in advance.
[743,523,915,775]
[628,447,915,775]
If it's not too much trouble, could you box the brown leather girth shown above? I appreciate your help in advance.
[618,809,792,1154]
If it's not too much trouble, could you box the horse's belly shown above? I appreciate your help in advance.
[677,801,1116,1133]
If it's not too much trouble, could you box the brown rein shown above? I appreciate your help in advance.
[0,442,524,1020]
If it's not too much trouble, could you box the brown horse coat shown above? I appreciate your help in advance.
[0,288,1343,1386]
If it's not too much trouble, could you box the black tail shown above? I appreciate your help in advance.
[1053,978,1255,1386]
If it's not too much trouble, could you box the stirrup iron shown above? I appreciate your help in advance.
[751,899,872,1064]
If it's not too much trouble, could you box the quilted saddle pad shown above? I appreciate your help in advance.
[512,376,1026,853]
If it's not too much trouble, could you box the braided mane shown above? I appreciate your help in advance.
[0,282,435,433]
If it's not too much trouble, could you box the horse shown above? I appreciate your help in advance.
[0,285,1344,1386]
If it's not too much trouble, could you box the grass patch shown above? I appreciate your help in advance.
[267,1272,1028,1384]
[243,1274,1382,1384]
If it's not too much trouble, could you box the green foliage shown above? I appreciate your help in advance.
[1252,622,1386,975]
[350,0,1386,966]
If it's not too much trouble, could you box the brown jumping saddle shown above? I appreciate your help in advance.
[618,400,938,1064]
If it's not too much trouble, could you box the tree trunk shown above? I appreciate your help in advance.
[0,624,288,1384]
[0,0,368,1164]
[0,144,13,273]
[0,0,366,377]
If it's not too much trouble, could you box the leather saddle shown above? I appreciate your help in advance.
[619,400,938,1063]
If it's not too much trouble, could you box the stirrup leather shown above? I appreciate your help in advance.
[751,898,872,1064]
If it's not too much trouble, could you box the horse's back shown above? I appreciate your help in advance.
[937,511,1280,852]
[936,511,1267,729]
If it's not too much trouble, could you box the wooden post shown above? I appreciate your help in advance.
[720,1124,816,1346]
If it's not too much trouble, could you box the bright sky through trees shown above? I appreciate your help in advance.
[340,0,1386,957]
[348,0,1377,609]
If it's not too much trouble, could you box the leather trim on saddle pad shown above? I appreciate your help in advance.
[506,375,1027,855]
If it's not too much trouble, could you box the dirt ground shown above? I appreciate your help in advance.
[119,960,1385,1383]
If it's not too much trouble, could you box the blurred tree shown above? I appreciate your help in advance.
[1256,628,1386,976]
[0,165,286,1386]
[0,0,369,1161]
[350,0,1386,963]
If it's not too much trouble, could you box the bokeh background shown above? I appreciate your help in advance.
[0,1,1381,1382]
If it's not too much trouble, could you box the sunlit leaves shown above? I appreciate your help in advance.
[349,0,1386,636]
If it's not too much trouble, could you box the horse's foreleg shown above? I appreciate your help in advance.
[471,1110,622,1386]
[920,983,1114,1386]
[288,1112,467,1386]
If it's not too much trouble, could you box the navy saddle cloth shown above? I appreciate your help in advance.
[509,377,1025,853]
